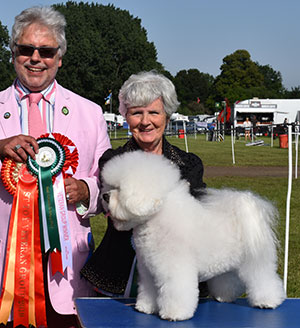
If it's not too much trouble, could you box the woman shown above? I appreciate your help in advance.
[243,117,252,141]
[81,71,207,297]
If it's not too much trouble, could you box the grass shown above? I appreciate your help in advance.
[167,133,290,167]
[108,130,291,166]
[90,131,300,297]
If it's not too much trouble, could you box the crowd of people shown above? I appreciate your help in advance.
[0,6,207,328]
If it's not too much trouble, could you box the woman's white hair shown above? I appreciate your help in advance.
[10,6,67,57]
[118,71,180,118]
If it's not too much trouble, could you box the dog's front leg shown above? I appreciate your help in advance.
[135,261,158,315]
[156,267,199,321]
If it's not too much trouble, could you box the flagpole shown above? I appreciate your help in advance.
[183,121,189,153]
[110,91,112,113]
[231,125,235,164]
[223,101,226,140]
[283,124,293,292]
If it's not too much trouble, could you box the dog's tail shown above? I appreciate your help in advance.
[237,190,279,259]
[205,188,279,259]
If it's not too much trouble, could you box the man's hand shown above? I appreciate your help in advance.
[0,134,39,162]
[64,177,90,205]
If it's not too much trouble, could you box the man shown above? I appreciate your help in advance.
[0,6,110,327]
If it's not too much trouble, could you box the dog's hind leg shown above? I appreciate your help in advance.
[207,271,244,303]
[237,254,285,309]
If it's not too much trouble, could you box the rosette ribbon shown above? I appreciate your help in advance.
[0,163,46,327]
[27,136,66,276]
[27,133,78,275]
[0,133,78,327]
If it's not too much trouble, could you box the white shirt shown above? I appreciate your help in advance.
[243,120,252,130]
[14,79,56,135]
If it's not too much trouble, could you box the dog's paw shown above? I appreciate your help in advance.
[251,299,284,309]
[135,300,157,314]
[250,295,285,309]
[159,308,194,321]
[249,288,286,309]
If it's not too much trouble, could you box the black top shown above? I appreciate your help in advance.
[81,137,206,295]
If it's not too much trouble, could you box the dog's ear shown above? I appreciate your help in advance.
[124,193,163,217]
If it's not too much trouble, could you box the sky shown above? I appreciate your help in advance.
[1,0,300,90]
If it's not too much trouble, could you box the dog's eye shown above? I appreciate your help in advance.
[102,192,110,203]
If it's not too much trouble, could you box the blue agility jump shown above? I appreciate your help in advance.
[75,298,300,328]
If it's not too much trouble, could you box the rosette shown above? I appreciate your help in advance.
[0,133,79,328]
[26,136,66,273]
[1,159,26,195]
[39,132,79,179]
[27,137,66,176]
[27,133,78,275]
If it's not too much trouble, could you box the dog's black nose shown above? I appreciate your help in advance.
[102,192,110,203]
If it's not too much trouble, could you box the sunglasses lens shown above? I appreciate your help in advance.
[17,45,34,56]
[16,44,59,58]
[38,47,58,58]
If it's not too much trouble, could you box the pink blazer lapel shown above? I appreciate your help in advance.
[0,86,22,137]
[52,84,74,134]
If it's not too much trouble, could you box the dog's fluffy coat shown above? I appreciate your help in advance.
[102,151,285,321]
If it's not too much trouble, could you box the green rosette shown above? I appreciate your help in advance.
[27,137,65,253]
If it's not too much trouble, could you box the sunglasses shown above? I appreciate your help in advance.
[14,43,60,58]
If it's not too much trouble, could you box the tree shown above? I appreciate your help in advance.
[284,86,300,99]
[174,69,214,114]
[0,21,15,90]
[256,63,284,98]
[213,50,264,104]
[54,1,163,111]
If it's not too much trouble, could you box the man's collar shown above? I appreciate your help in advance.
[15,79,56,103]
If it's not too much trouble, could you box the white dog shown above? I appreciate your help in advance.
[101,151,286,321]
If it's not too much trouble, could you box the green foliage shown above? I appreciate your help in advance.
[174,69,214,103]
[256,63,285,98]
[174,69,214,114]
[284,86,300,98]
[213,50,264,104]
[53,1,162,111]
[176,104,194,116]
[0,21,15,90]
[211,50,288,106]
[185,101,209,115]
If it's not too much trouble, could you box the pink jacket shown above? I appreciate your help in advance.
[0,82,111,314]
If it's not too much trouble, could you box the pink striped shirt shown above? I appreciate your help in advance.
[14,79,56,135]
